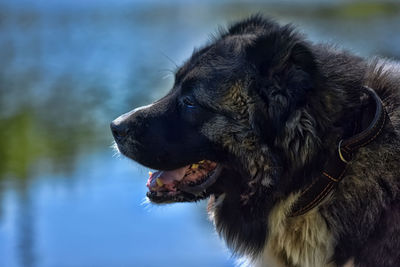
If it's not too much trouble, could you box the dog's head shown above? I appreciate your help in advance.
[112,16,320,203]
[111,16,324,252]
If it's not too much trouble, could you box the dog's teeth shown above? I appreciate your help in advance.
[156,178,163,187]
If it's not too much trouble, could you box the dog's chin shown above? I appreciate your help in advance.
[146,163,224,204]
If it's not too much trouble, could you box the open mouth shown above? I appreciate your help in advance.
[146,160,222,203]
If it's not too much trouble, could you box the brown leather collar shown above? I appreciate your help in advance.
[289,86,388,217]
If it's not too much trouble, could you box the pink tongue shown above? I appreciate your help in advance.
[147,165,189,189]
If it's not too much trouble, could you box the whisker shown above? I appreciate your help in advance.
[160,51,179,69]
[110,141,121,158]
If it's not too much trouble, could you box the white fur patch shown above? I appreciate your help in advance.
[241,248,286,267]
[208,193,226,222]
[113,103,155,125]
[261,194,335,267]
[133,103,154,113]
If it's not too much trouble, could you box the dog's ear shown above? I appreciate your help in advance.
[289,42,317,76]
[245,34,276,75]
[246,34,318,141]
[246,32,317,79]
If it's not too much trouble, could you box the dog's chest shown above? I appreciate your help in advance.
[261,194,335,267]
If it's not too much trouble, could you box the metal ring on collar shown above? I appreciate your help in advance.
[338,139,349,163]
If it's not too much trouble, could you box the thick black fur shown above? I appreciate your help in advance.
[112,15,400,266]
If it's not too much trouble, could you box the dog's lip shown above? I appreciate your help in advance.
[145,163,223,203]
[147,160,217,190]
[177,165,222,195]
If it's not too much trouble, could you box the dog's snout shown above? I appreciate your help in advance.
[111,109,137,142]
[110,119,129,142]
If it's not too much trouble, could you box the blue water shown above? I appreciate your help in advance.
[0,1,399,266]
[0,151,234,267]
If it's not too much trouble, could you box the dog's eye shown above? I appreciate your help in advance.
[182,96,196,108]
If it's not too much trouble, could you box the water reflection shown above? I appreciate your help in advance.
[17,193,35,267]
[0,1,399,266]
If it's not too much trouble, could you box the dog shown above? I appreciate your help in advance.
[111,15,400,266]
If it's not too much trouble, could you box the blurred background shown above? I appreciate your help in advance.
[0,0,399,266]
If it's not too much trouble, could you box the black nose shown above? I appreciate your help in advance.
[110,120,129,142]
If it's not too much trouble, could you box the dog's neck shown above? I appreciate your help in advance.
[289,86,388,216]
[272,78,372,198]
